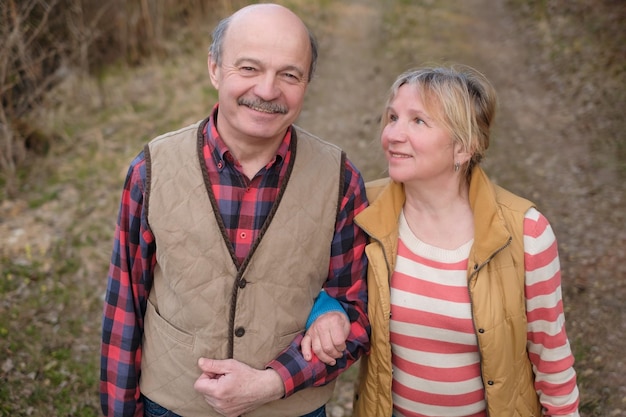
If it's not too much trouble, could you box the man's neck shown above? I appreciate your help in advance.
[223,134,284,180]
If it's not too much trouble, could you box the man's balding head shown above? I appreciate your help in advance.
[209,3,318,81]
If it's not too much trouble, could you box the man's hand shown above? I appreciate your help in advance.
[193,358,285,417]
[301,311,350,365]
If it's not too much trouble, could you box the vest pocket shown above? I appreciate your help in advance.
[141,301,200,411]
[145,300,195,347]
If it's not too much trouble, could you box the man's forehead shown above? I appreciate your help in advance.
[222,31,310,68]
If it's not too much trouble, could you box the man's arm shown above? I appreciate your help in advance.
[194,359,285,417]
[100,153,154,417]
[266,158,370,396]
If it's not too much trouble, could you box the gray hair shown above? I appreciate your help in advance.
[208,15,319,82]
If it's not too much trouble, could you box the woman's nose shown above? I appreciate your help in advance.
[384,124,408,143]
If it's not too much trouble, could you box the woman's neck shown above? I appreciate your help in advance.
[402,180,474,250]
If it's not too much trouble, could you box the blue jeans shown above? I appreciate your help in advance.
[143,396,182,417]
[301,405,326,417]
[143,396,326,417]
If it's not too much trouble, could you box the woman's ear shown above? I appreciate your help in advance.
[454,142,472,166]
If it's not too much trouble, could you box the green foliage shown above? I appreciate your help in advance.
[27,190,59,209]
[0,238,99,415]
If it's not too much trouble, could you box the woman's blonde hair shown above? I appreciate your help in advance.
[382,65,497,174]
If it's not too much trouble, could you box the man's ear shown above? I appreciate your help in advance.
[208,54,219,89]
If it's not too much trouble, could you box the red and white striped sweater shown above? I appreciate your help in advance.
[389,208,580,417]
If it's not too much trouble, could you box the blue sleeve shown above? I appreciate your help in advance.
[305,289,348,329]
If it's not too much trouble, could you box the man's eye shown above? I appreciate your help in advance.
[282,73,301,82]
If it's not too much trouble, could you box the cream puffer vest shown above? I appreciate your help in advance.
[353,167,543,417]
[140,119,343,416]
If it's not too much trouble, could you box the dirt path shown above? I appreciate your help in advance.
[297,0,390,181]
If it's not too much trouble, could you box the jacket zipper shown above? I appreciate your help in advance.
[359,229,396,411]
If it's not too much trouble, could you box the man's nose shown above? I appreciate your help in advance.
[253,74,280,101]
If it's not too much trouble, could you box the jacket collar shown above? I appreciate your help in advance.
[355,178,404,240]
[356,167,512,268]
[355,179,404,277]
[468,166,512,264]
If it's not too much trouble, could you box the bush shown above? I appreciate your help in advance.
[0,0,230,199]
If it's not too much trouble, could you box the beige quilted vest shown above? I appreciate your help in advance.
[140,119,342,416]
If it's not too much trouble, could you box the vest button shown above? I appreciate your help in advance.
[478,328,485,333]
[235,327,245,337]
[473,263,479,270]
[238,278,247,288]
[487,380,494,385]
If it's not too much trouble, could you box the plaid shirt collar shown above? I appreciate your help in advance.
[206,104,292,171]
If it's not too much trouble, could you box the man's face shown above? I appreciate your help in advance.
[208,11,312,148]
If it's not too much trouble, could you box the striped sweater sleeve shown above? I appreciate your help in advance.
[524,208,580,416]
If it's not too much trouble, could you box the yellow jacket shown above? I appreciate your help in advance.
[353,167,542,417]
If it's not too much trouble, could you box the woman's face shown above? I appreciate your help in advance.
[381,84,459,185]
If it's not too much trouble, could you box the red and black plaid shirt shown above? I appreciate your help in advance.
[100,106,370,416]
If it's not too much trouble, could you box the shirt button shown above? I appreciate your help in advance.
[240,232,247,239]
[217,161,223,169]
[235,327,245,337]
[238,278,247,288]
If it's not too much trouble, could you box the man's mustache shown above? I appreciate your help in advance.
[238,98,288,114]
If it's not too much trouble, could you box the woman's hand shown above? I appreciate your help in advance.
[301,311,350,365]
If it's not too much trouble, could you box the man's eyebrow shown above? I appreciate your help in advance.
[233,57,261,67]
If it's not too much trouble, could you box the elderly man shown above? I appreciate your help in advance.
[100,3,369,417]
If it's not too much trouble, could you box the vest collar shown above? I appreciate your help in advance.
[468,166,512,264]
